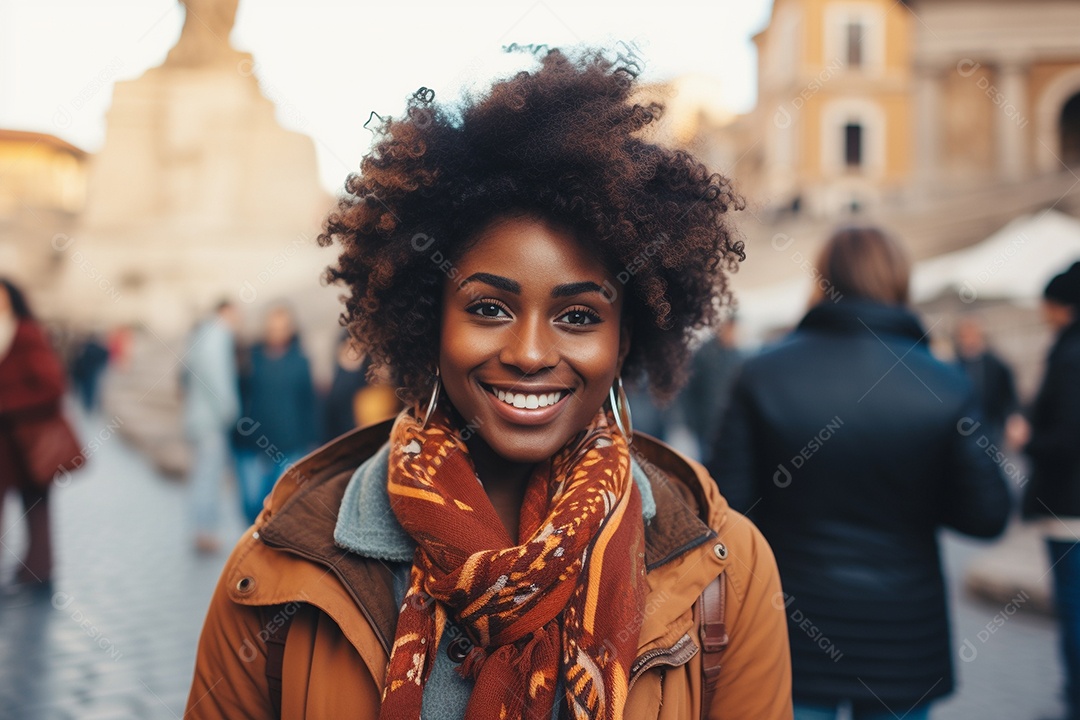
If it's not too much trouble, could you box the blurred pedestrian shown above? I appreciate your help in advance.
[679,317,743,464]
[321,331,369,442]
[953,315,1020,446]
[0,279,73,589]
[106,324,133,371]
[182,300,241,554]
[70,332,110,414]
[188,47,791,719]
[351,363,401,430]
[233,303,316,525]
[710,227,1011,720]
[321,332,402,443]
[621,375,669,439]
[1021,260,1080,720]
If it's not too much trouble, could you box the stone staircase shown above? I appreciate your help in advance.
[734,169,1080,291]
[896,170,1080,258]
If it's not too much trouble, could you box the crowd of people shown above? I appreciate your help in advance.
[2,45,1079,720]
[180,301,401,553]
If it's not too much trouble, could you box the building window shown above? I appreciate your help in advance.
[826,3,883,74]
[844,123,863,168]
[846,21,864,68]
[822,99,883,177]
[1062,92,1080,168]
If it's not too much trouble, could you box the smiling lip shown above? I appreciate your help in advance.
[479,381,573,426]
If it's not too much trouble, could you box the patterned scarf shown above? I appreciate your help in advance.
[379,401,646,720]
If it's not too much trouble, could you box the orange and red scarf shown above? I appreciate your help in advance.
[379,402,646,720]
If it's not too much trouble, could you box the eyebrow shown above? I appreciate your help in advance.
[551,281,605,298]
[460,272,519,294]
[459,273,606,299]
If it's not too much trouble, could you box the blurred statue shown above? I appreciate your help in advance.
[165,0,242,68]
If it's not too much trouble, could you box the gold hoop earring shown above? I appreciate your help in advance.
[608,376,633,443]
[420,368,441,429]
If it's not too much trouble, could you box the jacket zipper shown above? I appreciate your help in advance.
[627,632,699,693]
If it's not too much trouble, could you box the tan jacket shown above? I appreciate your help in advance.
[186,419,793,719]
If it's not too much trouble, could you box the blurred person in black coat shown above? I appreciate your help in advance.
[321,332,370,442]
[321,331,403,443]
[678,317,743,464]
[70,332,110,414]
[1022,261,1080,720]
[709,227,1011,720]
[953,315,1020,447]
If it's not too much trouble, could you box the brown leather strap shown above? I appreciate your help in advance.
[262,605,294,719]
[699,571,729,719]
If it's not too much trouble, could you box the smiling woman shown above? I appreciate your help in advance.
[186,46,793,720]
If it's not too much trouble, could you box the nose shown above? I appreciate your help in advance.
[498,314,560,373]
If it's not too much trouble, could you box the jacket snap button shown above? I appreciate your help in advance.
[713,543,728,560]
[236,577,256,594]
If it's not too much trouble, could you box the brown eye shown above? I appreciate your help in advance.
[467,301,510,319]
[559,308,601,326]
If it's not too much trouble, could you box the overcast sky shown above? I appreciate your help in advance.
[0,0,773,192]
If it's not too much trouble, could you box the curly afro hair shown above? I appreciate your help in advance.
[319,46,744,406]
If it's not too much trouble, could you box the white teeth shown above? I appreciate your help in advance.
[489,387,565,410]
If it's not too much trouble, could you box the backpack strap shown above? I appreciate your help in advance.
[261,605,295,719]
[699,570,729,719]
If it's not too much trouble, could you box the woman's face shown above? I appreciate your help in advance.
[264,307,294,349]
[439,214,629,464]
[1043,299,1076,331]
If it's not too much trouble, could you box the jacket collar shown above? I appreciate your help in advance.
[798,298,927,344]
[332,438,658,562]
[1051,318,1080,357]
[256,417,718,656]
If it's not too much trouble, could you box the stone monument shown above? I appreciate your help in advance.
[64,0,334,337]
[57,1,339,474]
[165,0,243,68]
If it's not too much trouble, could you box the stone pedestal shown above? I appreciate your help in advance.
[62,54,333,337]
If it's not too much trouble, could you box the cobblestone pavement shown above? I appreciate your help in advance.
[0,412,1067,719]
[935,533,1064,720]
[0,410,245,720]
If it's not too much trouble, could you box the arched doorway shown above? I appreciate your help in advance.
[1061,92,1080,167]
[1035,67,1080,173]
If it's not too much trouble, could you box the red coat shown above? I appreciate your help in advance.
[0,320,67,491]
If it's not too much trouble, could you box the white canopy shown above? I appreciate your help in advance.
[911,209,1080,305]
[732,210,1080,345]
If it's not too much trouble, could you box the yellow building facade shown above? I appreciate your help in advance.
[735,0,1080,226]
[750,0,914,216]
[0,129,86,217]
[0,129,88,291]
